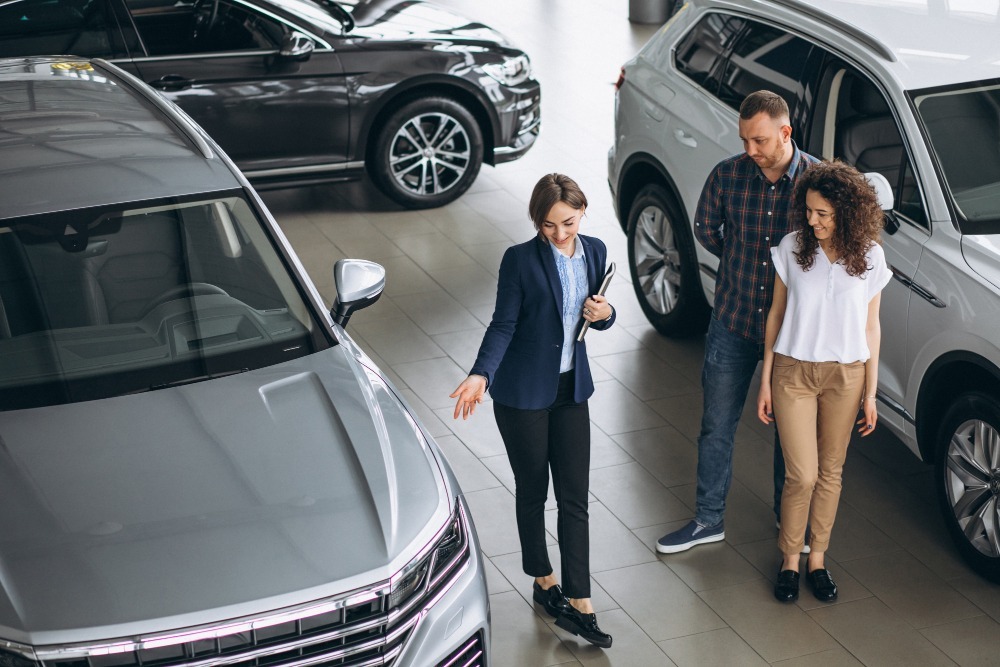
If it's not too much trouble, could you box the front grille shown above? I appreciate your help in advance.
[435,633,484,667]
[4,501,473,667]
[42,593,412,667]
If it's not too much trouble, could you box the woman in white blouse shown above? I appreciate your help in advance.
[756,161,891,603]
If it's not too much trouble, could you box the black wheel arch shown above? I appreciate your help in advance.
[616,153,689,234]
[917,351,1000,462]
[358,75,497,167]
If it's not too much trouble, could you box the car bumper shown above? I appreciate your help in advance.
[492,81,541,165]
[395,495,491,666]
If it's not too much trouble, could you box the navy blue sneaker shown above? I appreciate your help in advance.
[656,520,724,554]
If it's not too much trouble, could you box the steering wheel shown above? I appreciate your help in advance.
[142,283,229,317]
[192,0,220,45]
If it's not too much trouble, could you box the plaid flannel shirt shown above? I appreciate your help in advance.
[694,144,818,344]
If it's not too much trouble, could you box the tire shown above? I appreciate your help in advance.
[626,184,710,337]
[934,391,1000,583]
[369,96,483,209]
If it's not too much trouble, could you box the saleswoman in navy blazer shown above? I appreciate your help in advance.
[451,174,615,649]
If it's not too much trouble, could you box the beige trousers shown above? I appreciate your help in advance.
[772,353,866,554]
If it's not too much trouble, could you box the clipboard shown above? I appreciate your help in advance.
[577,262,615,342]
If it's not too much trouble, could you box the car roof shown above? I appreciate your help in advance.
[706,0,1000,91]
[0,56,241,221]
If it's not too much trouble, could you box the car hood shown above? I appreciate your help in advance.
[962,234,1000,291]
[0,346,449,645]
[346,0,514,48]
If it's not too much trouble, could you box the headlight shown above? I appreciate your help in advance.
[482,54,532,86]
[388,499,470,612]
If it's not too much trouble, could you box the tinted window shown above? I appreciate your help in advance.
[126,0,285,56]
[716,20,813,112]
[674,13,745,96]
[0,0,113,58]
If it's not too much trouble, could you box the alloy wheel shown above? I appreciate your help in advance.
[388,112,471,197]
[944,418,1000,558]
[633,204,683,315]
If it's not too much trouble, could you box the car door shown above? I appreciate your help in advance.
[118,0,350,176]
[806,60,931,433]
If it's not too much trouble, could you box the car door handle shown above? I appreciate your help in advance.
[150,75,192,92]
[673,129,697,148]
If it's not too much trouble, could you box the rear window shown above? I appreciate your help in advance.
[0,192,332,410]
[673,12,745,96]
[715,19,814,112]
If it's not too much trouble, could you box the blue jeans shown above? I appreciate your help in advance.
[695,316,785,527]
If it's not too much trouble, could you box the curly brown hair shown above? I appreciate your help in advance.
[790,160,884,277]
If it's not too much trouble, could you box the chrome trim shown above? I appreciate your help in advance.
[244,162,365,179]
[699,262,718,280]
[91,60,213,160]
[29,585,387,660]
[889,265,946,308]
[876,390,915,424]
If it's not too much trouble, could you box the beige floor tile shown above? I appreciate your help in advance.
[434,402,507,458]
[464,486,521,558]
[488,591,576,667]
[771,648,864,666]
[432,435,502,493]
[823,501,901,564]
[592,350,699,401]
[351,316,445,365]
[484,556,514,595]
[391,290,481,336]
[583,323,645,357]
[588,426,634,470]
[601,282,648,328]
[841,551,983,629]
[647,392,706,441]
[588,462,690,529]
[809,597,955,666]
[588,379,667,435]
[430,329,485,375]
[920,614,1000,666]
[462,241,511,278]
[392,356,467,410]
[699,579,839,662]
[426,264,500,309]
[595,561,727,641]
[572,502,658,573]
[657,628,768,667]
[362,209,437,238]
[378,255,440,296]
[556,609,676,666]
[659,533,764,593]
[948,574,1000,623]
[611,426,698,488]
[400,231,478,271]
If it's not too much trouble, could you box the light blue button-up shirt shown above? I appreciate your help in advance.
[550,238,588,373]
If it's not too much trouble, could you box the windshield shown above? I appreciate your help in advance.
[912,80,1000,233]
[0,191,331,411]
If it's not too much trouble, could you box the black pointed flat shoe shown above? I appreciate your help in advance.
[774,568,800,602]
[555,605,612,649]
[532,582,571,618]
[806,568,838,601]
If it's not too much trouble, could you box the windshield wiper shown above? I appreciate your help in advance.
[149,368,249,391]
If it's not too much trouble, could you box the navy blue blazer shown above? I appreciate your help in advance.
[470,234,616,409]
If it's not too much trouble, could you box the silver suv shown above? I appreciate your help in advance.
[0,56,488,666]
[608,0,1000,582]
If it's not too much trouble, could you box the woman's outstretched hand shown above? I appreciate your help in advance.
[450,374,487,420]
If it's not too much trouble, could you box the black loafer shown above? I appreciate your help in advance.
[532,582,571,618]
[806,568,838,602]
[774,568,800,602]
[555,605,612,649]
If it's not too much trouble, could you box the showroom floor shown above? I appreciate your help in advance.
[260,0,1000,664]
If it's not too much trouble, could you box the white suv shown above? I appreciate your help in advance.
[608,0,1000,582]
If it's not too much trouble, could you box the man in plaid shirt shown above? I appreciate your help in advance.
[657,91,818,554]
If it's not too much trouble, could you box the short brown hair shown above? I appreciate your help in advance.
[739,90,789,121]
[528,173,588,232]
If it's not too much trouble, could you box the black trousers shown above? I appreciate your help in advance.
[493,371,591,598]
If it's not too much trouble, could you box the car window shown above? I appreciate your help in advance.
[0,192,331,411]
[126,0,285,56]
[673,12,745,97]
[913,81,1000,233]
[715,20,813,114]
[831,72,928,229]
[0,0,115,58]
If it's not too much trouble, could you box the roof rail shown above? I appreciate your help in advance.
[92,59,215,160]
[761,0,896,62]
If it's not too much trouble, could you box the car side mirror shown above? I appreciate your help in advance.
[331,259,385,328]
[279,32,314,60]
[864,171,900,235]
